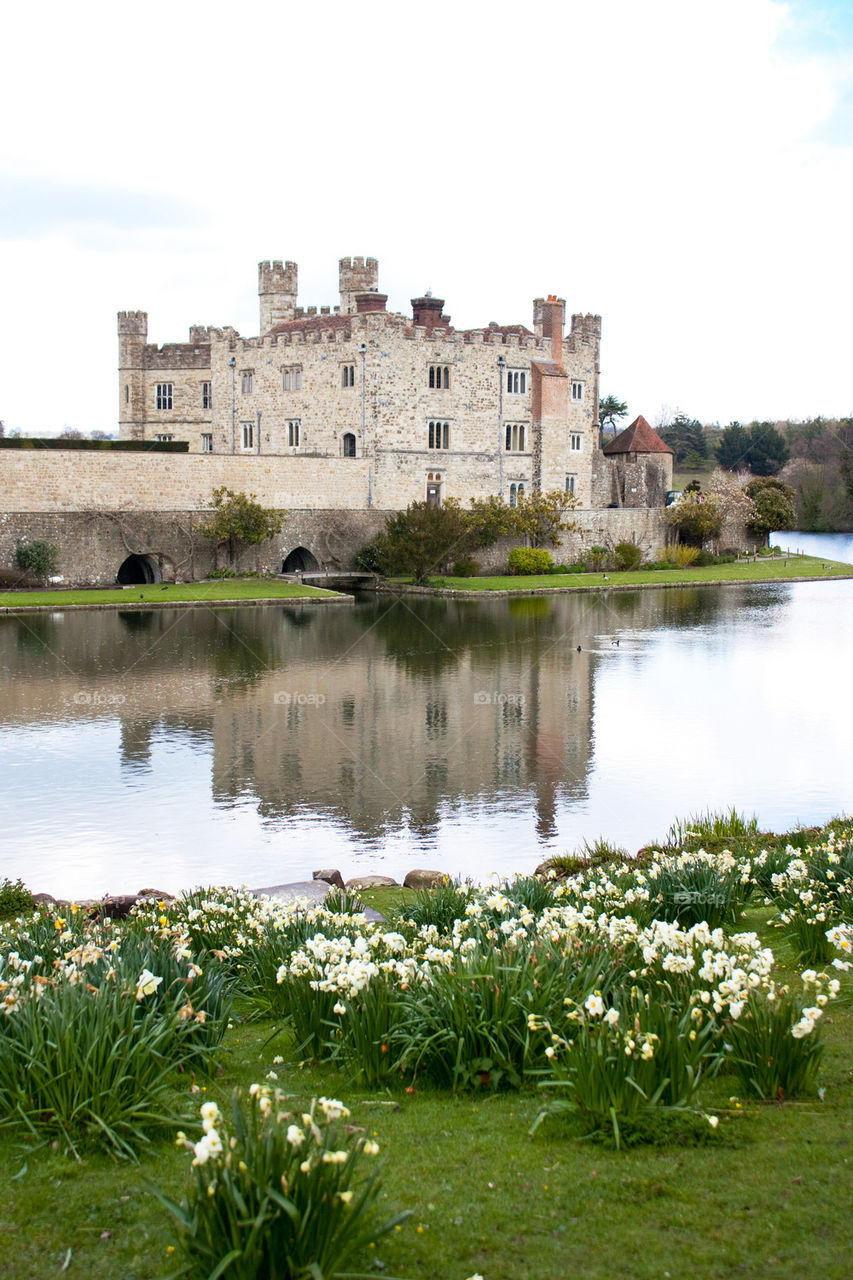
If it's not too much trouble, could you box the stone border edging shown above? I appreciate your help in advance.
[377,571,853,600]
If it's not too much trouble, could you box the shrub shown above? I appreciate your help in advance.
[0,878,34,920]
[613,541,642,571]
[507,547,553,575]
[669,544,700,568]
[353,535,388,574]
[451,555,479,577]
[157,1089,409,1280]
[13,539,59,584]
[586,545,610,570]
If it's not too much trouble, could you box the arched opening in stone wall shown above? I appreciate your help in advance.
[282,547,320,574]
[116,554,162,585]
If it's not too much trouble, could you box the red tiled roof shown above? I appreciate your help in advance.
[603,415,674,455]
[530,360,565,378]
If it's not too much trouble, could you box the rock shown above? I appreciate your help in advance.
[137,888,175,902]
[403,869,447,890]
[344,875,399,890]
[32,892,57,905]
[313,868,346,890]
[97,894,138,919]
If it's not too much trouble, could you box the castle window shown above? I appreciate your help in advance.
[124,385,129,404]
[241,370,254,394]
[201,433,213,453]
[429,364,450,389]
[509,482,526,508]
[571,433,582,451]
[506,370,527,394]
[155,433,174,442]
[283,366,302,392]
[428,420,449,449]
[505,423,526,452]
[342,364,355,388]
[155,383,173,410]
[202,382,212,409]
[287,420,301,448]
[342,432,356,457]
[572,381,584,401]
[565,474,576,495]
[241,422,254,450]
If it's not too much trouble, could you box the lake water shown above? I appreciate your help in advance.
[2,549,852,898]
[772,529,853,565]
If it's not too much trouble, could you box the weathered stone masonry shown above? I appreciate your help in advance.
[1,256,676,584]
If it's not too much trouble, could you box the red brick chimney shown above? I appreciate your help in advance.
[411,295,450,329]
[355,292,388,313]
[533,295,566,365]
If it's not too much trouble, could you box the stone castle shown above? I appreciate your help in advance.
[118,255,671,513]
[0,256,674,585]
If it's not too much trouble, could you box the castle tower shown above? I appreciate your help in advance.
[339,257,379,314]
[118,310,148,439]
[571,312,602,430]
[259,260,298,332]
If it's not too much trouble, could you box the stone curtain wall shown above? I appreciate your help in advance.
[0,451,373,513]
[0,508,392,586]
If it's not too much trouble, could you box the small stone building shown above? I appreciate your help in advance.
[601,415,674,508]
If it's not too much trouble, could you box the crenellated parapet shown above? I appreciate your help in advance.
[570,313,602,341]
[142,343,211,371]
[118,310,148,336]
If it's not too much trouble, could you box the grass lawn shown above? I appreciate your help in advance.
[0,579,347,611]
[411,554,852,593]
[2,892,853,1280]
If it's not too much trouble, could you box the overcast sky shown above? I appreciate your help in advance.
[1,0,851,436]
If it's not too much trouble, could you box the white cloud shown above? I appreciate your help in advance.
[1,0,852,435]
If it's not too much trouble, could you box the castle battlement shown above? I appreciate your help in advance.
[118,310,148,335]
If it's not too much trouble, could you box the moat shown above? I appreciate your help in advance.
[1,566,852,898]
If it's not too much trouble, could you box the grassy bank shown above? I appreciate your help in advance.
[403,553,852,593]
[2,814,853,1279]
[0,579,348,612]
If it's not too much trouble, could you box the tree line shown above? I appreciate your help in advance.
[601,398,853,532]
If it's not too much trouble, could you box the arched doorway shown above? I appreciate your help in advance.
[282,547,320,574]
[116,554,162,585]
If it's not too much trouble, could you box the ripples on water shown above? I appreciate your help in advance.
[1,562,852,896]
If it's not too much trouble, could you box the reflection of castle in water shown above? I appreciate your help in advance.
[0,587,772,847]
[210,598,596,842]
